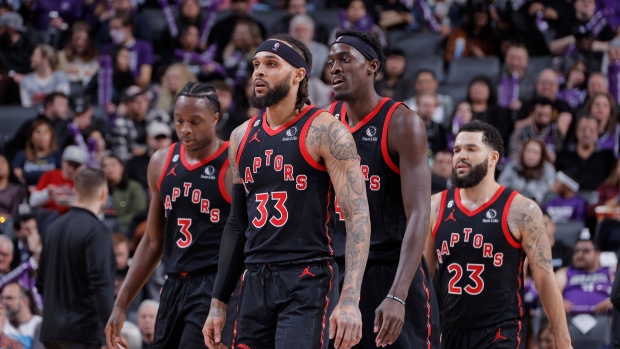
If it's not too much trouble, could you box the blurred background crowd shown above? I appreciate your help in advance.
[0,0,620,348]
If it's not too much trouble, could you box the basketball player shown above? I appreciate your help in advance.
[424,121,572,349]
[203,34,371,349]
[327,30,439,348]
[105,82,232,348]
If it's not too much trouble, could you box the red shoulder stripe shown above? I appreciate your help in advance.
[236,115,258,165]
[381,101,402,174]
[157,143,177,191]
[432,190,448,240]
[501,191,521,249]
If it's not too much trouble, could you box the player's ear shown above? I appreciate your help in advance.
[368,59,379,76]
[294,67,306,84]
[211,112,220,126]
[489,150,500,167]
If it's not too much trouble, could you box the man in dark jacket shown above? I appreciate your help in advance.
[37,168,115,349]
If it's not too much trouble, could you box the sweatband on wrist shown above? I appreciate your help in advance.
[331,35,380,66]
[255,40,311,74]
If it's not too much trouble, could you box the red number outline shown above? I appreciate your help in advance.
[447,263,485,295]
[177,218,192,248]
[252,193,269,228]
[269,191,288,227]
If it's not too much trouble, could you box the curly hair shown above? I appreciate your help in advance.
[269,33,312,111]
[333,29,385,74]
[457,120,504,161]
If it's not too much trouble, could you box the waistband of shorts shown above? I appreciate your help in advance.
[245,256,334,271]
[166,265,218,279]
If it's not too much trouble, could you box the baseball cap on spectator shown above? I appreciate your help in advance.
[0,12,27,33]
[147,122,172,139]
[122,85,146,103]
[62,145,87,165]
[70,96,92,115]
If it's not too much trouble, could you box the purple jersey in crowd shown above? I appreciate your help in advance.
[31,0,84,30]
[598,125,620,157]
[563,266,613,314]
[543,196,587,224]
[103,40,154,78]
[597,0,620,32]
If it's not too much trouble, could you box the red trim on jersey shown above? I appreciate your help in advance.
[321,263,334,349]
[432,190,448,240]
[328,102,338,115]
[420,266,432,349]
[515,319,523,349]
[231,270,246,349]
[261,105,313,136]
[455,186,506,217]
[219,158,232,204]
[157,143,177,191]
[300,109,327,172]
[180,141,229,171]
[236,115,258,165]
[515,256,525,348]
[341,97,389,133]
[381,101,402,174]
[324,185,334,255]
[501,191,521,249]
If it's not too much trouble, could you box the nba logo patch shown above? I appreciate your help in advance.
[336,36,343,42]
[172,155,179,163]
[273,42,280,51]
[253,119,260,127]
[447,200,453,208]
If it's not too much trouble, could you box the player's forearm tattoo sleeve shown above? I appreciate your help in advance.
[310,121,371,301]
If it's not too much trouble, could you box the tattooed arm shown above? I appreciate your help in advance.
[307,112,370,349]
[204,121,250,349]
[424,193,443,279]
[508,195,572,349]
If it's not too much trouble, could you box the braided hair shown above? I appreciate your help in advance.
[269,33,312,111]
[175,82,221,115]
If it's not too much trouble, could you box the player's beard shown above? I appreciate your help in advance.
[250,73,291,109]
[450,159,489,188]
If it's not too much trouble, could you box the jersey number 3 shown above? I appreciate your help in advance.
[253,191,289,228]
[447,263,485,295]
[177,218,193,248]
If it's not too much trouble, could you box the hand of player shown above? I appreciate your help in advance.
[105,307,127,349]
[203,299,228,349]
[374,297,405,347]
[594,300,613,314]
[329,297,362,349]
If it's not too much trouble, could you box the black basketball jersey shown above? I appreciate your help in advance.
[433,186,525,330]
[236,105,334,264]
[158,142,231,274]
[328,98,406,262]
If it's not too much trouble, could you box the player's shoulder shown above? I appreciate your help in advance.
[387,103,426,137]
[506,192,544,231]
[230,119,254,147]
[150,143,175,168]
[311,110,341,125]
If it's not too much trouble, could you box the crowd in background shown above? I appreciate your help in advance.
[0,0,620,348]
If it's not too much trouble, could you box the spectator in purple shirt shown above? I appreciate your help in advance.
[544,171,587,224]
[103,14,153,89]
[596,0,620,31]
[28,0,84,31]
